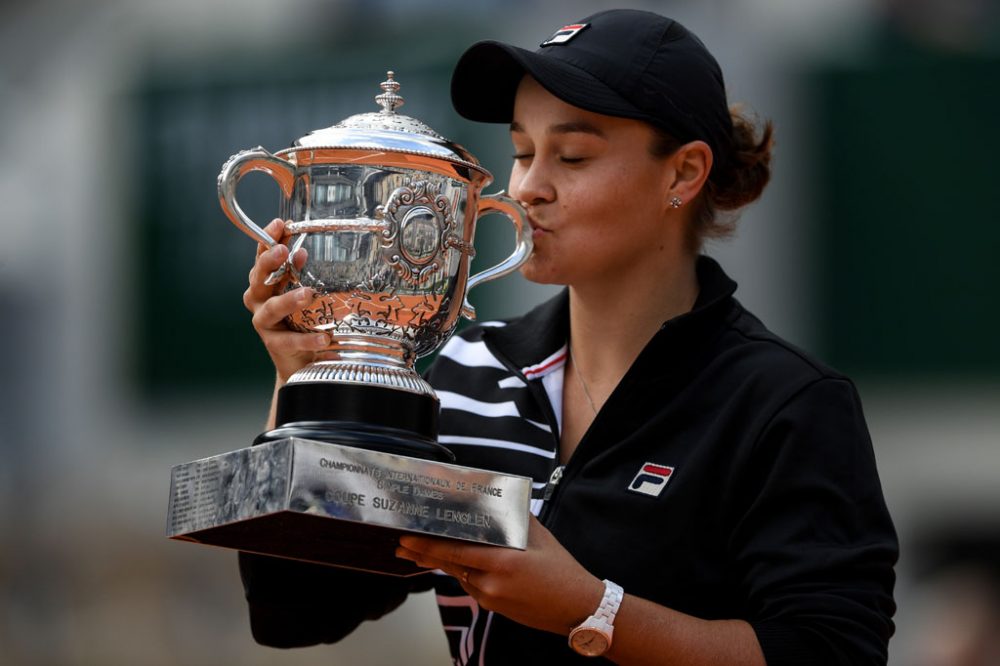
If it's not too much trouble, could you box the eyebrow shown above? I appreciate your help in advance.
[509,120,607,139]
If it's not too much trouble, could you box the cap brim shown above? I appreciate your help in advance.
[451,41,649,124]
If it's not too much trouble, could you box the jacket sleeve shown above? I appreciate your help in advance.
[238,552,432,647]
[729,377,898,666]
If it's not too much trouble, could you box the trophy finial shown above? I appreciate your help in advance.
[376,70,404,114]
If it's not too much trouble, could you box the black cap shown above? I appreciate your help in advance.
[451,9,734,172]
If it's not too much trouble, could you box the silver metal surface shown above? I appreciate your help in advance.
[461,190,533,320]
[217,71,533,390]
[287,359,434,395]
[283,71,486,174]
[167,438,532,575]
[217,146,295,250]
[374,70,405,114]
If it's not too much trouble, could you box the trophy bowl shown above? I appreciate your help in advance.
[217,71,532,458]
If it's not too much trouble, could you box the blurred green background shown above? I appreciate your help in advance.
[2,0,999,664]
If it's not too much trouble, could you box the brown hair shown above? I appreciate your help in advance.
[649,106,774,252]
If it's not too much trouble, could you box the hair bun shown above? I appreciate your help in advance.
[712,108,774,211]
[683,107,773,251]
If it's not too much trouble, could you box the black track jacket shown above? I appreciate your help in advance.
[239,256,898,665]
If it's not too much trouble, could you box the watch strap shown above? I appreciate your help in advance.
[592,579,623,627]
[568,579,624,656]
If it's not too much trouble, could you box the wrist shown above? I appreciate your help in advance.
[566,575,607,633]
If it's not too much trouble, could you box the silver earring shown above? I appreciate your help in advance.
[669,196,683,209]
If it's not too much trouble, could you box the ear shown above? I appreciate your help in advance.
[665,140,713,209]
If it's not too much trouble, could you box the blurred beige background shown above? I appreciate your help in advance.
[2,0,999,664]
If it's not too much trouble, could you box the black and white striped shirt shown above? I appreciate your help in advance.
[426,318,568,665]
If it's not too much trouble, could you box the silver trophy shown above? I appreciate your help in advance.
[166,72,533,575]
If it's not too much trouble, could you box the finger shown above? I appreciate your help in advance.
[291,246,308,271]
[255,219,286,256]
[398,534,491,570]
[250,220,288,292]
[250,244,289,284]
[251,287,315,330]
[395,546,478,584]
[260,329,330,357]
[394,544,439,570]
[246,249,294,310]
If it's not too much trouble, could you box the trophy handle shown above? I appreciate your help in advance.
[461,191,533,320]
[217,147,296,249]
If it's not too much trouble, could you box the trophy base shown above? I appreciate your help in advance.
[166,437,531,576]
[263,381,453,462]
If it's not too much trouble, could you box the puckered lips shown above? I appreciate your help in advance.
[524,209,552,239]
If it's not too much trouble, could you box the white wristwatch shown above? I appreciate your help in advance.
[568,579,624,657]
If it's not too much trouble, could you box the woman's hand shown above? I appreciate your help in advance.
[396,516,604,636]
[243,218,329,383]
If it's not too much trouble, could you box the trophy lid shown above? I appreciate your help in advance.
[277,71,490,180]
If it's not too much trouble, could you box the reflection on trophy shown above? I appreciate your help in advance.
[165,72,533,575]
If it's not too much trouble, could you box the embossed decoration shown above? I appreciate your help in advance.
[331,71,446,139]
[411,294,456,357]
[376,180,468,285]
[400,206,442,265]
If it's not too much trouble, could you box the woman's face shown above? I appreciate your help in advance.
[508,76,677,287]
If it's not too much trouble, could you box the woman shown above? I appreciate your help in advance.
[239,9,897,665]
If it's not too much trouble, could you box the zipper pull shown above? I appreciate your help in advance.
[543,465,565,502]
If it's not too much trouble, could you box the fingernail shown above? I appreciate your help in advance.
[297,289,311,303]
[314,334,329,347]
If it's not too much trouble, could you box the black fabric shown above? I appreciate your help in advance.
[238,256,898,665]
[440,256,897,665]
[450,9,735,173]
[237,552,431,648]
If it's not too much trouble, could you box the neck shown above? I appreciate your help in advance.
[568,253,699,385]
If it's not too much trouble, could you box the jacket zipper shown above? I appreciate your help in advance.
[542,464,565,502]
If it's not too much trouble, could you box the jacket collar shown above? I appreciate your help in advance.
[483,255,738,375]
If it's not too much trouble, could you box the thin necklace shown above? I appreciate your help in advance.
[568,342,599,416]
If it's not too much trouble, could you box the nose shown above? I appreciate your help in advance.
[508,159,555,208]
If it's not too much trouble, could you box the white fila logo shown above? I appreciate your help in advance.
[540,23,589,47]
[628,463,675,497]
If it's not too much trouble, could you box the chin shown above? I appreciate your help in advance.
[518,260,566,286]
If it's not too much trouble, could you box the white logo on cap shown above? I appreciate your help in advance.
[540,23,589,47]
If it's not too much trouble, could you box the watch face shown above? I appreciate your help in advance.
[570,628,610,657]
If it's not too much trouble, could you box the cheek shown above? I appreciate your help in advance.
[602,164,668,215]
[567,170,634,218]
